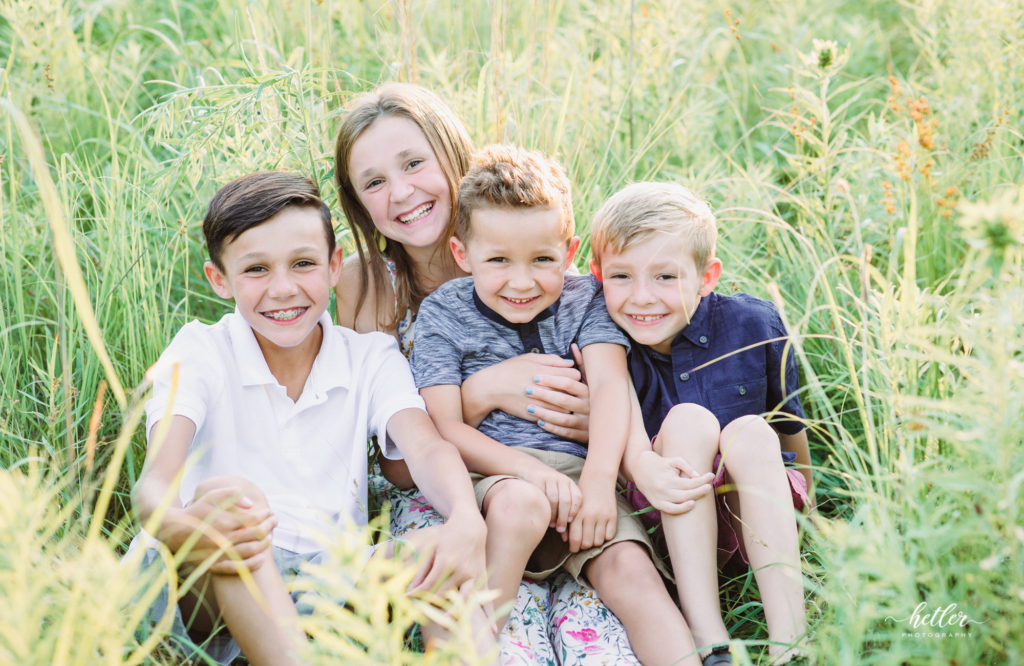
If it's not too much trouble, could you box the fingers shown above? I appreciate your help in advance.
[549,477,581,535]
[206,534,273,574]
[530,374,588,401]
[568,516,584,552]
[650,482,715,514]
[666,456,701,479]
[603,518,616,544]
[227,512,277,545]
[408,550,439,593]
[528,403,586,429]
[538,421,588,443]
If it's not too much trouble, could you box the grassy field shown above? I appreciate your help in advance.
[1,0,1022,663]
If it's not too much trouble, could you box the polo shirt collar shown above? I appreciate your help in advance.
[227,308,349,393]
[471,288,561,330]
[672,291,716,351]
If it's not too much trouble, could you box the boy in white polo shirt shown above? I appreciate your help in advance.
[133,172,490,666]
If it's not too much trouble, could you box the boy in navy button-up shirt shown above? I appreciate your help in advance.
[589,182,813,664]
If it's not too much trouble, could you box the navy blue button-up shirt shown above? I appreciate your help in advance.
[629,291,805,443]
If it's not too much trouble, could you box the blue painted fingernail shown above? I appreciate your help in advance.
[533,375,540,383]
[526,388,533,395]
[527,405,536,414]
[538,419,546,426]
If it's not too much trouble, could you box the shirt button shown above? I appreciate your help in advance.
[679,372,690,381]
[530,347,541,353]
[699,335,709,344]
[738,385,747,396]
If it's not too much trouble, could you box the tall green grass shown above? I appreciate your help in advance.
[1,0,1021,662]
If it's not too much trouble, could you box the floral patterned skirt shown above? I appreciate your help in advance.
[378,479,639,665]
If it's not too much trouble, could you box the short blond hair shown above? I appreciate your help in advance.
[455,144,574,242]
[590,182,717,269]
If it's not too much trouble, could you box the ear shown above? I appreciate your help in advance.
[327,245,344,288]
[564,236,581,268]
[204,261,233,300]
[450,236,472,273]
[699,258,723,296]
[588,258,603,282]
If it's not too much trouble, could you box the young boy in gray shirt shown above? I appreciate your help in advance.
[412,145,713,665]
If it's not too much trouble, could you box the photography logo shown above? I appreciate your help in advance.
[886,601,983,639]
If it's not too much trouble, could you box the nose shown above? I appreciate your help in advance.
[507,264,534,291]
[630,277,656,304]
[389,174,415,203]
[267,268,299,298]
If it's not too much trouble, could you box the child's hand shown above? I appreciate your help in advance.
[465,351,590,441]
[175,487,277,574]
[518,463,582,537]
[634,450,715,515]
[408,511,488,598]
[568,477,618,552]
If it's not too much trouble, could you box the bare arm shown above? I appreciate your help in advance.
[779,429,815,510]
[335,254,393,334]
[620,383,714,515]
[420,384,582,535]
[385,407,488,593]
[461,344,591,442]
[568,343,629,551]
[133,416,275,573]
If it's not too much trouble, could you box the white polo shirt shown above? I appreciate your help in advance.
[144,308,426,554]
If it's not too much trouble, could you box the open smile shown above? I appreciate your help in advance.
[396,202,434,225]
[627,313,667,325]
[501,295,540,307]
[262,307,308,322]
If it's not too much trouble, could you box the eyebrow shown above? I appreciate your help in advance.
[355,148,421,181]
[234,246,322,263]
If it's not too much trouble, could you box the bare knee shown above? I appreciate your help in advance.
[586,542,662,596]
[483,480,549,541]
[655,403,721,465]
[720,415,780,470]
[193,475,269,508]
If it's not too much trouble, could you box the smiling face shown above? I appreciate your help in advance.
[451,206,579,323]
[595,233,721,354]
[347,115,453,251]
[204,206,343,362]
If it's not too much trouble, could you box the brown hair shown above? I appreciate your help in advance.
[333,83,473,329]
[203,171,334,270]
[590,182,717,270]
[454,144,574,243]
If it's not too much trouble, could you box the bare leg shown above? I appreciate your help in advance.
[180,476,306,666]
[212,565,306,666]
[586,541,701,666]
[720,416,806,659]
[398,525,499,664]
[657,403,731,655]
[480,479,550,629]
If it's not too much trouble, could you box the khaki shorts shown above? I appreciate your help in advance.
[471,448,672,585]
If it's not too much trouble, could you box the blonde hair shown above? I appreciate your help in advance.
[334,83,474,329]
[590,182,717,269]
[455,144,574,242]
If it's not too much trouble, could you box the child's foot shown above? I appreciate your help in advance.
[701,644,732,666]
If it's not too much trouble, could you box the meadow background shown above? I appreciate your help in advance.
[1,0,1022,663]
